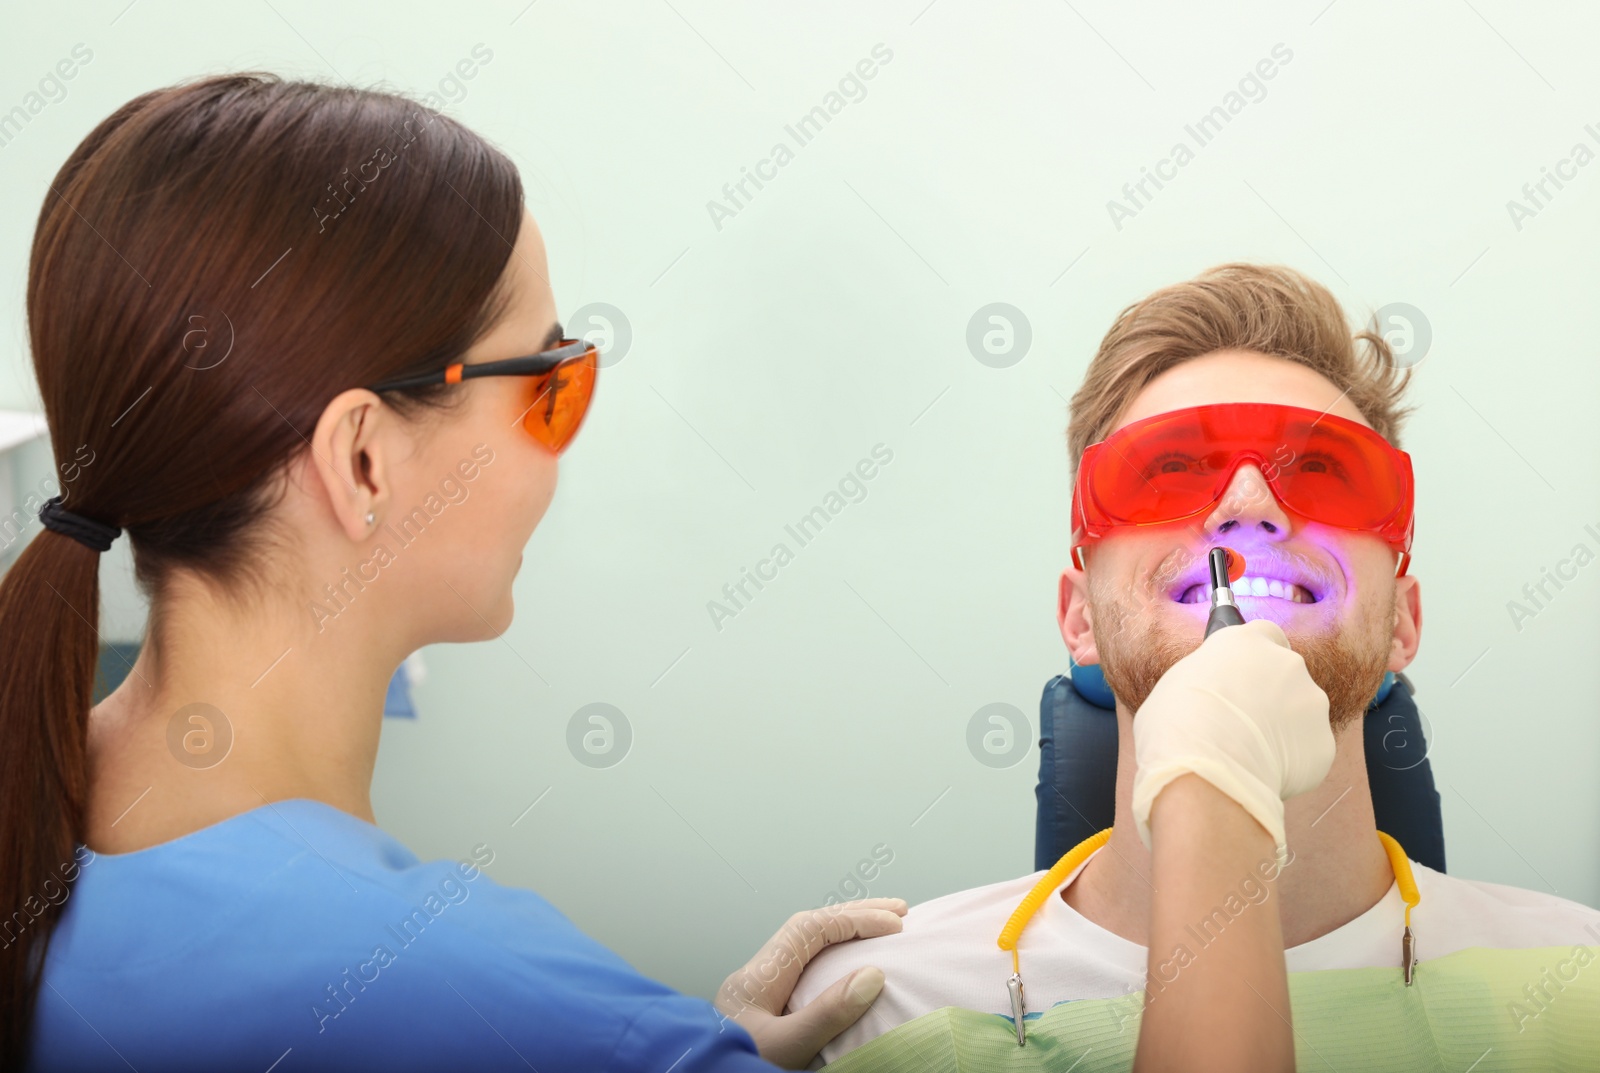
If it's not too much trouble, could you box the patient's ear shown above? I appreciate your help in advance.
[1058,566,1100,666]
[1387,573,1421,672]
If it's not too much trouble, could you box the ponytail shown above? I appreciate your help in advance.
[0,525,101,1066]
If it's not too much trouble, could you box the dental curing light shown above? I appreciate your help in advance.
[1204,547,1246,639]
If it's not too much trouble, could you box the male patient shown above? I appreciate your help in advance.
[786,263,1600,1064]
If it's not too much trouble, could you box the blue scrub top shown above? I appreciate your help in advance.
[29,798,778,1072]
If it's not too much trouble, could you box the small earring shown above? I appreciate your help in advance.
[365,512,375,526]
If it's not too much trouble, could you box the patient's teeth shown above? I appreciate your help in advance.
[1186,574,1317,603]
[1225,576,1315,602]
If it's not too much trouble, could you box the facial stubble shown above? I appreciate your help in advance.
[1089,578,1394,734]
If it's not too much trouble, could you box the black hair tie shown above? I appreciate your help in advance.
[38,495,121,553]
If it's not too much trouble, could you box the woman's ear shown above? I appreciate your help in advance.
[1058,565,1100,666]
[307,388,389,541]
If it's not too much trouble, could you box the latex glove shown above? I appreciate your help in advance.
[715,898,907,1069]
[1130,619,1335,868]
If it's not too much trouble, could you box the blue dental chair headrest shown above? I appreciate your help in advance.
[1035,658,1446,874]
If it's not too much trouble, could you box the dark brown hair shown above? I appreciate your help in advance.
[1067,263,1415,465]
[0,72,523,1062]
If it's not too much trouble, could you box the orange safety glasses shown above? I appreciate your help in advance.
[1071,402,1415,574]
[366,338,599,454]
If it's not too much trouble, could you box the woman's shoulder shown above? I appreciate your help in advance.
[36,799,769,1072]
[54,797,594,971]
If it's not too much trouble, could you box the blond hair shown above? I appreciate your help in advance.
[1066,264,1414,466]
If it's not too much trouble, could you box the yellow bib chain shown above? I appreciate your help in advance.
[994,827,1421,1046]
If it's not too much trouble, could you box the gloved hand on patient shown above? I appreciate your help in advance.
[1131,618,1336,867]
[716,897,907,1069]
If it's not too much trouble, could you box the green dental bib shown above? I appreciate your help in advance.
[821,944,1600,1072]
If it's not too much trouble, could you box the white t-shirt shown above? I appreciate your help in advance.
[787,847,1600,1066]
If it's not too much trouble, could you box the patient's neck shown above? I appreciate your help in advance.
[1059,705,1394,950]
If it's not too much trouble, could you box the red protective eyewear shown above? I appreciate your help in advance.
[1071,402,1414,574]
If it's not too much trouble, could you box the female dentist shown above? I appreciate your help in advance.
[1,73,902,1072]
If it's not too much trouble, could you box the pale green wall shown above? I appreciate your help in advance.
[3,0,1597,1006]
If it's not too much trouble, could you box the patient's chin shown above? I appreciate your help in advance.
[1291,629,1390,735]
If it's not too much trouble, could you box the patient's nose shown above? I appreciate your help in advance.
[1202,463,1292,543]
